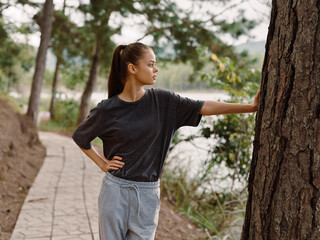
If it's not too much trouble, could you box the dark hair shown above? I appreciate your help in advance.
[108,42,151,98]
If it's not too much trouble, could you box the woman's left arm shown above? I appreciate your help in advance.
[200,90,260,116]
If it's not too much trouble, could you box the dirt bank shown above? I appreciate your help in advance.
[0,100,46,239]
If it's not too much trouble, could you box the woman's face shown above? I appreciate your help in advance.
[132,48,158,85]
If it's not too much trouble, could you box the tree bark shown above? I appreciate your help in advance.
[49,58,60,119]
[77,43,100,125]
[26,0,54,125]
[241,0,320,239]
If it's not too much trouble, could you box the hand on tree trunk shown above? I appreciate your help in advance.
[252,90,260,112]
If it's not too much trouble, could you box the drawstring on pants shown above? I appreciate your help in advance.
[122,184,140,220]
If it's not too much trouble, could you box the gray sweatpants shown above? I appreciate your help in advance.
[98,172,161,240]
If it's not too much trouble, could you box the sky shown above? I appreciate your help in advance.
[2,0,271,47]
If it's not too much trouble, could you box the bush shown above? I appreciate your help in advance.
[39,99,79,131]
[53,99,79,128]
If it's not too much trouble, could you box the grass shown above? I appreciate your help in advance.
[38,119,74,131]
[160,161,246,239]
[0,93,25,114]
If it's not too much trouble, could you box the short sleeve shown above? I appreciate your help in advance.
[156,88,204,129]
[173,92,204,129]
[72,102,104,150]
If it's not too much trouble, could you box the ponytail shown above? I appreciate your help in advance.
[107,42,150,98]
[108,45,126,98]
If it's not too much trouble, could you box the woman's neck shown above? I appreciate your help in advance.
[118,80,145,102]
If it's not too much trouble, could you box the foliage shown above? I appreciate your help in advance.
[0,18,21,92]
[39,99,79,131]
[43,69,54,87]
[0,7,36,93]
[133,0,258,71]
[198,46,260,182]
[50,10,84,64]
[198,45,260,97]
[49,7,94,72]
[200,113,256,185]
[171,45,261,185]
[60,65,89,90]
[53,99,79,128]
[76,0,259,76]
[162,46,261,237]
[78,0,119,72]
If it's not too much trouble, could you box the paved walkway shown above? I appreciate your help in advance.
[10,131,105,240]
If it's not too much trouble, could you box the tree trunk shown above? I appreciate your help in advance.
[77,43,100,125]
[49,0,66,120]
[49,58,60,120]
[26,0,54,125]
[241,0,320,239]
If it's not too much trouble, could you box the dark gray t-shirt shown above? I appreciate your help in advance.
[72,88,204,182]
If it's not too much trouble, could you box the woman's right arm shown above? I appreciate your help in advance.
[78,146,124,172]
[71,102,124,172]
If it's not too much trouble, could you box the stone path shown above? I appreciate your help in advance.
[10,131,105,240]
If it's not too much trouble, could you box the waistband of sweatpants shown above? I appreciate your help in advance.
[104,172,160,189]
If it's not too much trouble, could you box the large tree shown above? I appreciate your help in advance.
[26,0,54,125]
[241,0,320,239]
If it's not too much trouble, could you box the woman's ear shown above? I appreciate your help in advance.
[127,63,136,74]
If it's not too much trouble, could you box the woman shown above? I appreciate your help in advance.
[72,42,260,240]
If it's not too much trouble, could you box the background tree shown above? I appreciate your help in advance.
[0,16,21,92]
[26,0,54,125]
[76,0,118,124]
[141,0,256,68]
[48,1,67,119]
[49,2,84,119]
[0,0,36,93]
[241,0,320,239]
[0,1,41,95]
